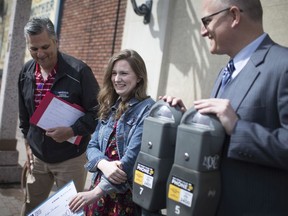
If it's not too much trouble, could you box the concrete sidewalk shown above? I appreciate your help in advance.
[0,183,23,216]
[0,129,92,216]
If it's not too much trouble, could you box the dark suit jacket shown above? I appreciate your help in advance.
[211,35,288,216]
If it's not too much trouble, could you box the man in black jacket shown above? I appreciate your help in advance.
[18,17,99,215]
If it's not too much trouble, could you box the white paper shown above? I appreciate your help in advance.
[37,97,84,144]
[38,97,84,129]
[27,181,84,216]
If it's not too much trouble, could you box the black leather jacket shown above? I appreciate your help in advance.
[18,52,99,163]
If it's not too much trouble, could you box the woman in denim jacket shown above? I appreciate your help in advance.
[70,49,155,215]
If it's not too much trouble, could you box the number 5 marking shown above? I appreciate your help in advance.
[175,205,180,214]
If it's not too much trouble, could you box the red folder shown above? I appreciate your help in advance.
[30,92,85,145]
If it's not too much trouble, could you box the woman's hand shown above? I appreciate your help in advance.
[97,160,127,184]
[159,95,187,112]
[69,187,103,213]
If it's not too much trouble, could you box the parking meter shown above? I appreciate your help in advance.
[167,167,221,216]
[166,108,225,216]
[133,100,183,211]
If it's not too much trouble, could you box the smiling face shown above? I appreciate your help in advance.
[26,30,58,71]
[111,59,140,101]
[200,0,233,55]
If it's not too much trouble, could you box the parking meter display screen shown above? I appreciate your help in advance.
[149,105,175,122]
[184,112,213,129]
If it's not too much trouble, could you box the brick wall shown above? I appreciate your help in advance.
[58,0,127,86]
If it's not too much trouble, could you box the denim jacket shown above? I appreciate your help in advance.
[85,97,155,194]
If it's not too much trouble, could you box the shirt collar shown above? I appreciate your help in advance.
[35,63,58,76]
[232,33,267,78]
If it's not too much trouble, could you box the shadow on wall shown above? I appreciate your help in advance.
[149,0,223,100]
[0,69,2,90]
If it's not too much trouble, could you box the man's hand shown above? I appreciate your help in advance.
[24,139,34,174]
[45,127,74,143]
[194,98,239,135]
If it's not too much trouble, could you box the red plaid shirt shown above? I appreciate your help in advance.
[34,63,57,109]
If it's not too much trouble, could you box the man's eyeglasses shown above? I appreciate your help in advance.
[201,7,243,28]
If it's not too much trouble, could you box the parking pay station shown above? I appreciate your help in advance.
[133,100,182,211]
[166,108,225,216]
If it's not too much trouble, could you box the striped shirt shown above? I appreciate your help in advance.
[34,63,57,109]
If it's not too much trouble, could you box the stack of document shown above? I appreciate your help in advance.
[30,92,85,145]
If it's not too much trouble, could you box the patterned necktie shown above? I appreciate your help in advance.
[221,59,235,89]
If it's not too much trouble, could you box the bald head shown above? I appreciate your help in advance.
[201,0,264,57]
[215,0,263,22]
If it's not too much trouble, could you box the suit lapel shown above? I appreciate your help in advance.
[210,69,224,98]
[211,35,274,111]
[221,61,260,111]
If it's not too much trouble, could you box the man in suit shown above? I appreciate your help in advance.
[162,0,288,215]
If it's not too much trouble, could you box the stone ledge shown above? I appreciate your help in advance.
[0,150,19,165]
[0,139,17,151]
[0,165,22,183]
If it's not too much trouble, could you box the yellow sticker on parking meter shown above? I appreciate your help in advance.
[134,170,144,185]
[134,163,154,189]
[168,176,194,207]
[168,184,181,201]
